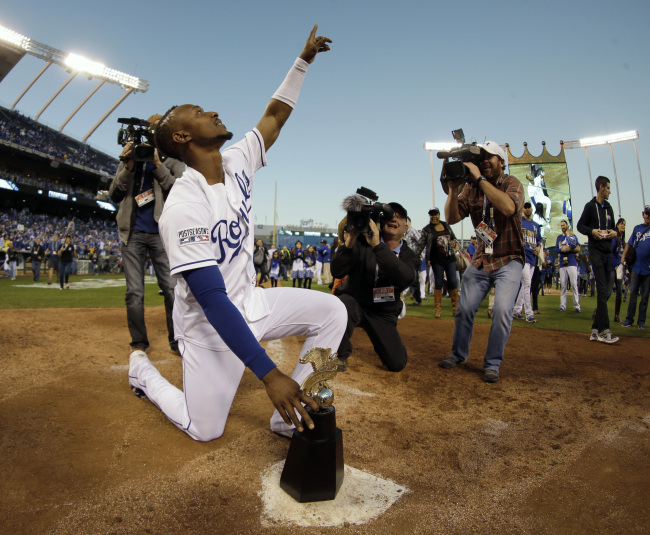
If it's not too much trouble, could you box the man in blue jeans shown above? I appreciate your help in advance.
[109,114,185,353]
[438,141,525,383]
[621,205,650,329]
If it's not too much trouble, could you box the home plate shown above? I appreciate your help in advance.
[259,461,408,527]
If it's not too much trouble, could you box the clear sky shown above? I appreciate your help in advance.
[1,0,648,239]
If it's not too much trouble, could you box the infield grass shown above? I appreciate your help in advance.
[1,275,647,339]
[0,273,166,309]
[310,282,650,339]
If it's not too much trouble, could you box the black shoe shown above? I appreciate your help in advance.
[484,369,499,383]
[439,357,460,369]
[337,357,348,372]
[130,385,147,399]
[407,302,421,307]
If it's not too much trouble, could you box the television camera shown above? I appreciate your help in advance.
[437,128,483,182]
[343,187,395,235]
[117,117,156,162]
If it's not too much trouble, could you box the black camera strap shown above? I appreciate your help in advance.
[481,193,496,229]
[132,162,145,199]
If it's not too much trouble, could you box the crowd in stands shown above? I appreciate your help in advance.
[0,106,118,175]
[0,166,97,200]
[0,207,120,260]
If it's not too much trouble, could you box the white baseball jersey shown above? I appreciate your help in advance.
[133,127,347,441]
[159,128,269,350]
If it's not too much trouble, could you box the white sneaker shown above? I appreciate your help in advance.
[270,416,296,438]
[273,428,294,439]
[589,330,598,341]
[129,350,149,398]
[398,300,406,320]
[597,331,619,344]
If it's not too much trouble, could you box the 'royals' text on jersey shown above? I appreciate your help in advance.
[159,129,268,349]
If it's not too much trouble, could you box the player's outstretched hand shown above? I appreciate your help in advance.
[299,24,332,64]
[262,367,320,432]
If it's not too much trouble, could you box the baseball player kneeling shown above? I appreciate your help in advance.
[127,26,346,441]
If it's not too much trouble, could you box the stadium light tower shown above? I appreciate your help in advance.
[0,22,148,143]
[564,130,643,216]
[423,141,461,209]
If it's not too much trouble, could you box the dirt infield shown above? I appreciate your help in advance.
[1,307,648,534]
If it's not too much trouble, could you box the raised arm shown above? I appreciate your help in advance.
[463,162,517,217]
[256,25,331,151]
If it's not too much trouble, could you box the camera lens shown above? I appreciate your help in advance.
[347,211,370,233]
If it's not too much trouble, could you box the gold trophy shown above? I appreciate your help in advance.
[280,348,344,502]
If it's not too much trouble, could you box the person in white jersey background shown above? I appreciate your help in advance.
[128,26,346,442]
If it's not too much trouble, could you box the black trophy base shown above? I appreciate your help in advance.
[280,405,344,503]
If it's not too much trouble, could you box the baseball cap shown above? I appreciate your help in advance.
[321,239,328,244]
[481,140,506,161]
[388,202,408,220]
[644,205,650,215]
[523,201,532,208]
[428,207,440,216]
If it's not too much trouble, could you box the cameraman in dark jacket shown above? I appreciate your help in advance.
[109,113,185,353]
[331,202,419,372]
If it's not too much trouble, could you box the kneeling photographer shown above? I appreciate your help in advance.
[109,114,185,354]
[331,189,419,372]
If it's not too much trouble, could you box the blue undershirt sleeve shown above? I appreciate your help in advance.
[182,266,276,380]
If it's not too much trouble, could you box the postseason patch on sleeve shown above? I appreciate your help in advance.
[178,227,210,246]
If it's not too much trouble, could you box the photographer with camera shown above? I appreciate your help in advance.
[109,113,185,354]
[331,193,419,372]
[437,140,525,383]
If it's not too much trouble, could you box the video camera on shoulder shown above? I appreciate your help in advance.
[117,117,156,162]
[437,129,482,182]
[344,187,395,235]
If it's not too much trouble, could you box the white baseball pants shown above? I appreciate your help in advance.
[513,263,534,317]
[419,269,426,298]
[559,266,580,310]
[129,287,347,441]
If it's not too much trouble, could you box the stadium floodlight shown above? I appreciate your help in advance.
[423,142,461,152]
[0,22,149,143]
[0,24,31,50]
[423,141,462,208]
[64,53,143,90]
[1,23,148,92]
[578,130,639,148]
[564,130,644,214]
[64,53,105,77]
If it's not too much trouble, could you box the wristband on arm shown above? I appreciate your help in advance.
[271,57,309,109]
[182,266,276,380]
